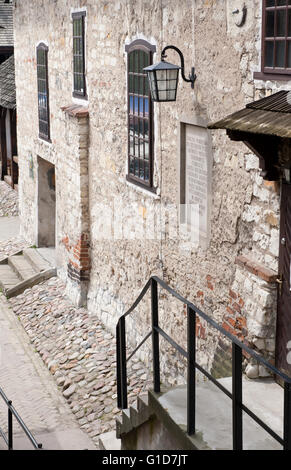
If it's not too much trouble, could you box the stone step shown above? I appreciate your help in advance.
[0,264,21,290]
[5,267,57,298]
[8,255,37,280]
[98,431,121,450]
[23,248,53,272]
[116,393,152,439]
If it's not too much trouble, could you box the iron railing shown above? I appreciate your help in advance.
[116,276,291,450]
[0,387,42,450]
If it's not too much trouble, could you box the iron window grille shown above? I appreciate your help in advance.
[36,43,50,142]
[262,0,291,75]
[72,11,87,99]
[125,40,156,190]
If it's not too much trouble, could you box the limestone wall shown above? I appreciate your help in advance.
[13,0,286,383]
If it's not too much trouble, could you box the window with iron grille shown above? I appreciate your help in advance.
[125,40,156,190]
[36,43,50,141]
[72,11,86,98]
[262,0,291,75]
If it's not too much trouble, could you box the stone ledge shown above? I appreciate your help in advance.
[61,104,89,118]
[235,255,277,283]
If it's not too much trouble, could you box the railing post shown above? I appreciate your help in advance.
[232,343,243,450]
[187,306,196,435]
[118,317,127,409]
[151,278,160,393]
[8,401,13,450]
[116,321,122,409]
[284,381,291,450]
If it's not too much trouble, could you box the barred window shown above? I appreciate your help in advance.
[36,43,50,141]
[262,0,291,73]
[125,40,156,190]
[72,11,86,98]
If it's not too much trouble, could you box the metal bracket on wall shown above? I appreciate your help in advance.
[232,4,247,28]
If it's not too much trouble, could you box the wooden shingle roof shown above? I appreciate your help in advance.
[208,91,291,139]
[0,1,13,48]
[0,54,15,109]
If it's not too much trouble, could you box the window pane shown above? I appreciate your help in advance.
[139,50,144,73]
[134,96,138,114]
[139,97,144,115]
[129,95,133,114]
[277,0,287,5]
[129,136,134,156]
[144,160,149,182]
[129,156,134,174]
[277,9,286,37]
[129,74,133,93]
[288,9,291,36]
[266,10,275,37]
[138,119,143,136]
[135,138,139,157]
[134,158,139,176]
[265,41,274,66]
[129,52,134,72]
[145,141,149,159]
[275,40,286,66]
[266,0,275,5]
[144,120,149,138]
[288,41,291,66]
[144,98,149,116]
[144,52,149,68]
[134,50,139,73]
[134,75,139,93]
[129,116,134,135]
[139,160,145,180]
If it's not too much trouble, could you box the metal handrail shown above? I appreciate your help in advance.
[0,387,42,450]
[116,276,291,450]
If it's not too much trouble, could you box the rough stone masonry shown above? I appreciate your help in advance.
[13,0,287,382]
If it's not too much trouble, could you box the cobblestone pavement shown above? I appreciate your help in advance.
[0,236,29,261]
[0,182,19,216]
[0,182,28,260]
[8,277,152,447]
[0,294,96,449]
[0,181,152,448]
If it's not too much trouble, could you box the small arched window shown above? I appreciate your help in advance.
[125,40,156,190]
[36,43,50,141]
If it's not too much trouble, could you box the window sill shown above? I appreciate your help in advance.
[125,175,160,199]
[38,135,52,144]
[73,91,88,101]
[254,71,291,82]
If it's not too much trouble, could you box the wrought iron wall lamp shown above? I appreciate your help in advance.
[143,45,197,102]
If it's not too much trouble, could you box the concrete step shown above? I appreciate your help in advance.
[116,393,152,439]
[0,264,21,290]
[23,248,52,272]
[0,250,56,298]
[98,431,121,450]
[8,255,37,280]
[149,377,284,450]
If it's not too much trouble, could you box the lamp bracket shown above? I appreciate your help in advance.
[161,45,196,89]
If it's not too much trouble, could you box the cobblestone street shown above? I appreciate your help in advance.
[0,181,151,449]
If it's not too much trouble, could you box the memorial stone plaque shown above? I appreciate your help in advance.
[182,122,212,245]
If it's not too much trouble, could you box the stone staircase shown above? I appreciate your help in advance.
[98,377,285,450]
[98,394,151,450]
[0,248,56,298]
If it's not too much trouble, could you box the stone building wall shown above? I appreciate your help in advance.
[13,0,287,384]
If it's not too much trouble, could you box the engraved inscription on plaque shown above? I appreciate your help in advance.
[184,123,211,244]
